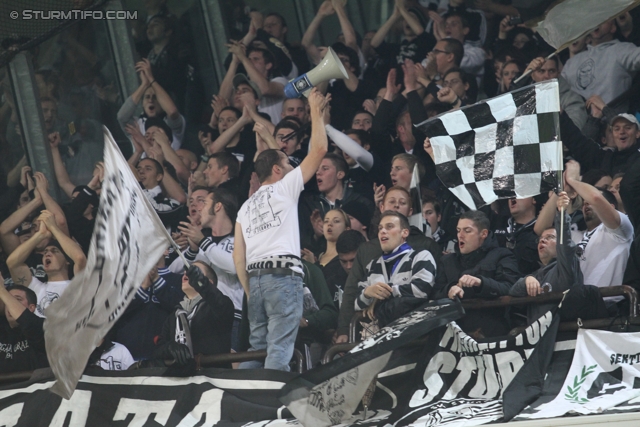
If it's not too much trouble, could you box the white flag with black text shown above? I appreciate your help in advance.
[44,127,171,399]
[516,329,640,420]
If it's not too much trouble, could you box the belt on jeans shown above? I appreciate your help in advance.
[247,268,303,278]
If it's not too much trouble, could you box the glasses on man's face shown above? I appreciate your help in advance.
[536,234,557,244]
[432,49,449,55]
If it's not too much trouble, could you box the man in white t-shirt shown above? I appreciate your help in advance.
[233,89,329,371]
[6,210,87,317]
[565,161,634,307]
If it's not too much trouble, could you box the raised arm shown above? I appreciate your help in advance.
[0,281,29,322]
[302,1,336,65]
[564,160,621,230]
[38,210,86,273]
[149,147,187,205]
[152,128,190,185]
[300,89,329,183]
[6,220,50,286]
[554,192,582,290]
[533,191,558,236]
[397,0,424,36]
[117,68,150,129]
[208,107,252,154]
[325,125,373,170]
[233,45,284,97]
[0,191,43,255]
[33,172,69,237]
[219,49,241,103]
[332,0,359,53]
[138,59,179,120]
[48,132,76,198]
[370,7,401,49]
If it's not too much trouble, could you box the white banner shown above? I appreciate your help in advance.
[44,127,171,399]
[518,329,640,419]
[536,0,640,50]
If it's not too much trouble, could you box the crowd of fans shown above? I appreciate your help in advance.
[1,0,640,375]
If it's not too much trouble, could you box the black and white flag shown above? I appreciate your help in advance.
[418,80,562,210]
[43,127,171,399]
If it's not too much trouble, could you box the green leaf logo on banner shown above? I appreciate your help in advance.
[564,364,598,403]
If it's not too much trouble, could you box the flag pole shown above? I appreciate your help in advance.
[514,51,559,85]
[558,122,564,245]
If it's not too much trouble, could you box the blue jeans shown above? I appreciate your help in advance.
[239,273,303,371]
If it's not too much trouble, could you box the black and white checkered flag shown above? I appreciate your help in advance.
[418,80,562,210]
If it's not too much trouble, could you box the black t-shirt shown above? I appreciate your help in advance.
[321,256,349,311]
[0,310,48,373]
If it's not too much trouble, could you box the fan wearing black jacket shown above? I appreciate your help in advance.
[153,262,234,368]
[439,210,520,338]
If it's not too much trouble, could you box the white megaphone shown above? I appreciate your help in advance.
[284,47,349,98]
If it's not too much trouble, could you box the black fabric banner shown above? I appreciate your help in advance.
[279,299,464,426]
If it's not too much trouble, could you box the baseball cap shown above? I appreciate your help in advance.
[232,74,262,100]
[610,113,640,128]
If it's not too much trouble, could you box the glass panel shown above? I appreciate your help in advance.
[0,65,29,284]
[29,19,125,195]
[120,0,208,152]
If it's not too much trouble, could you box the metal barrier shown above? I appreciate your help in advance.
[328,286,639,364]
[0,349,306,386]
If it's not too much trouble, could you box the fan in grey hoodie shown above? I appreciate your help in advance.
[509,192,582,323]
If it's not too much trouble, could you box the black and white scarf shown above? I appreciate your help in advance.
[174,296,202,356]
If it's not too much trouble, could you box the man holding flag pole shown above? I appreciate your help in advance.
[43,127,192,399]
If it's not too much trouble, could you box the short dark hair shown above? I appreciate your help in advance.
[139,158,164,176]
[336,229,366,254]
[323,152,349,177]
[331,42,361,76]
[379,210,411,231]
[459,210,490,232]
[422,197,442,215]
[247,47,279,78]
[149,13,177,35]
[444,11,470,29]
[193,261,218,287]
[351,110,374,123]
[537,51,560,68]
[254,149,284,182]
[266,12,287,28]
[220,106,242,119]
[209,152,240,180]
[191,185,212,194]
[600,188,619,210]
[210,187,239,223]
[274,119,300,137]
[443,67,477,103]
[144,117,174,143]
[392,153,425,181]
[442,38,464,66]
[344,128,372,148]
[6,285,37,306]
[383,186,413,210]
